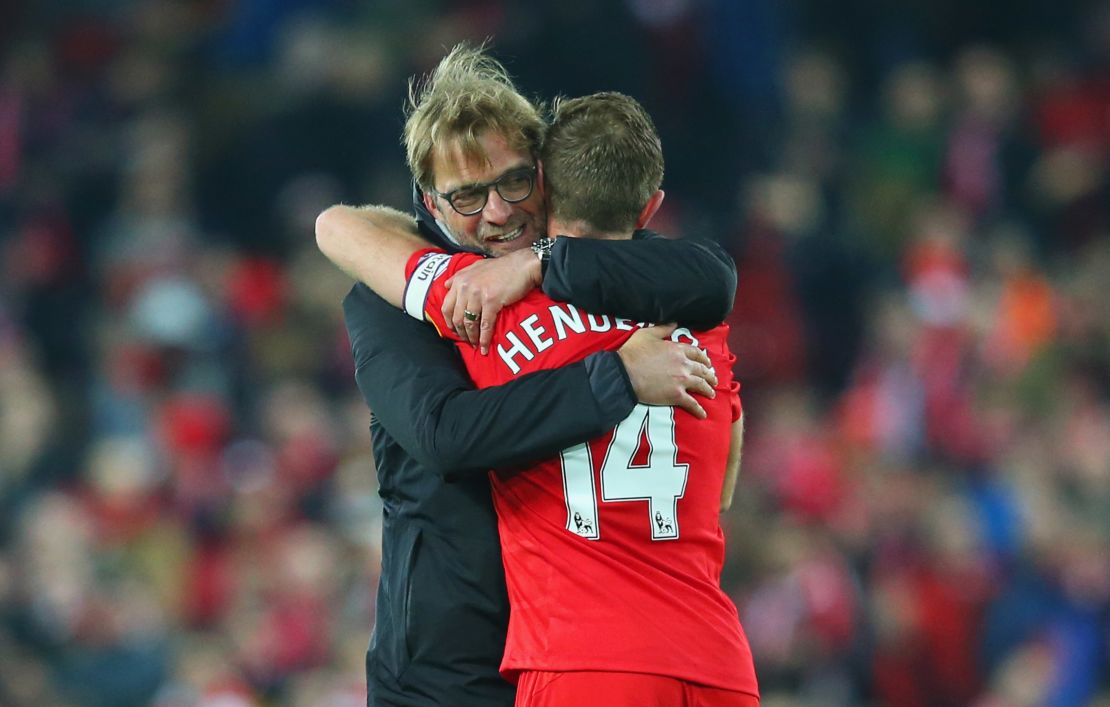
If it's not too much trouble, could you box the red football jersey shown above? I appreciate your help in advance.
[404,249,757,696]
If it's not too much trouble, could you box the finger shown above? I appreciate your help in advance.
[692,361,718,388]
[685,375,716,400]
[675,392,707,420]
[680,344,711,368]
[443,275,455,290]
[451,289,475,340]
[450,291,468,337]
[460,297,482,346]
[685,363,717,390]
[479,300,503,355]
[459,318,477,346]
[442,288,459,333]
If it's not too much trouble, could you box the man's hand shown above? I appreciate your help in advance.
[617,324,718,419]
[443,247,543,354]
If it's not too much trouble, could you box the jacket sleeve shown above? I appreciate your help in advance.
[542,230,738,330]
[343,283,635,479]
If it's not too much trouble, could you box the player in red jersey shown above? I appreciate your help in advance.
[403,246,754,703]
[322,93,757,705]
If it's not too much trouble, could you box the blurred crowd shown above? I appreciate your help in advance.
[1,0,1108,705]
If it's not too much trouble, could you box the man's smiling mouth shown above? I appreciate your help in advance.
[486,225,525,243]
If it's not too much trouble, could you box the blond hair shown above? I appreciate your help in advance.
[404,43,544,191]
[541,92,664,233]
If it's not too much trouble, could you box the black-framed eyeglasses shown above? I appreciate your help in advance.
[431,165,537,216]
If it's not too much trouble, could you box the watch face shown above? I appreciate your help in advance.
[532,237,553,260]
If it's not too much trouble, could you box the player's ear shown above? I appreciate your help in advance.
[535,159,545,199]
[635,190,665,229]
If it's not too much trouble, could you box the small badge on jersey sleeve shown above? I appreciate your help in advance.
[403,252,452,320]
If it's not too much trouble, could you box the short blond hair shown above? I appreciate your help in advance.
[542,92,664,233]
[404,43,544,191]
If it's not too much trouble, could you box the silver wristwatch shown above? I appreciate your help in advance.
[531,236,556,269]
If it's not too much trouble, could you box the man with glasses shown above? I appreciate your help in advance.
[318,44,738,706]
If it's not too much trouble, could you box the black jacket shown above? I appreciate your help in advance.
[344,188,737,706]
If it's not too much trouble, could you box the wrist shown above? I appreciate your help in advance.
[510,246,544,287]
[525,248,544,287]
[584,351,637,424]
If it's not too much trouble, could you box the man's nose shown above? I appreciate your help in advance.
[482,188,513,223]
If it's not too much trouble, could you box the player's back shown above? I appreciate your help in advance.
[460,292,755,694]
[405,250,756,695]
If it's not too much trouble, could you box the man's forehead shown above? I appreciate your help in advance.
[432,140,492,178]
[430,132,530,188]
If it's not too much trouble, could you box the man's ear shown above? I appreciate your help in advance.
[535,159,546,199]
[635,190,665,229]
[422,190,441,219]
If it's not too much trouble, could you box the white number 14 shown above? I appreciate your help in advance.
[560,404,689,541]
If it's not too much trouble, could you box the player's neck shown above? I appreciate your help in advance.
[548,219,632,241]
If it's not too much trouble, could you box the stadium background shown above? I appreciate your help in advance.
[1,0,1108,705]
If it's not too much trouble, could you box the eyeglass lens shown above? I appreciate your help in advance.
[450,169,534,214]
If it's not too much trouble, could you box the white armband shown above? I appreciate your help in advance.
[403,252,452,320]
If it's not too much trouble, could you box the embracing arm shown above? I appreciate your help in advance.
[315,205,427,308]
[544,232,738,330]
[440,231,738,352]
[344,283,636,478]
[317,202,736,339]
[345,284,718,478]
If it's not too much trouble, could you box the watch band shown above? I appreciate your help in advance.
[531,236,555,260]
[531,236,556,275]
